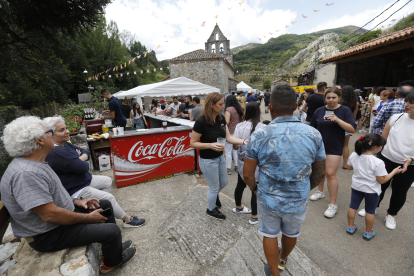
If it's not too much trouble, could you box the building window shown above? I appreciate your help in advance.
[211,44,216,53]
[219,43,224,54]
[215,33,219,40]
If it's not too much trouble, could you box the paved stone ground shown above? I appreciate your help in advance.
[96,171,325,276]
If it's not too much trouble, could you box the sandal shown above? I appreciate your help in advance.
[234,166,238,172]
[363,229,375,241]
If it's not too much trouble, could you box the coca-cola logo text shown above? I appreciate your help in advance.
[128,136,187,162]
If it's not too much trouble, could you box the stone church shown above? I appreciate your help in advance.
[169,24,237,94]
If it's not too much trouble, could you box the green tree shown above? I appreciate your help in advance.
[263,79,271,90]
[354,30,382,45]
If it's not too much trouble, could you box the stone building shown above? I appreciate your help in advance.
[169,50,236,94]
[205,24,233,64]
[168,24,236,95]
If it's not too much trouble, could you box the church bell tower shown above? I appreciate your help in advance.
[205,24,232,64]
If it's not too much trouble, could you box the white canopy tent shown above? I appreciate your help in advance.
[237,81,252,92]
[114,77,220,99]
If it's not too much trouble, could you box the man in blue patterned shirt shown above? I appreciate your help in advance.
[372,83,414,134]
[244,85,326,276]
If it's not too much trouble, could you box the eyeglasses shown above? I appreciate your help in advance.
[45,129,54,136]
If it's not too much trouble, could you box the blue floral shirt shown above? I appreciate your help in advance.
[246,116,326,214]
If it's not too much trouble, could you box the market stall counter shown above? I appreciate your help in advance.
[110,125,196,188]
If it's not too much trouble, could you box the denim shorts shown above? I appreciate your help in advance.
[257,203,308,238]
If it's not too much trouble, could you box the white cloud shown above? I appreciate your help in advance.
[105,0,297,60]
[308,0,414,34]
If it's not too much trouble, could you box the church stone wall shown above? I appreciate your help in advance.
[170,60,221,93]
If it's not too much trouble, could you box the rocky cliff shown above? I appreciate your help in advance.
[283,33,340,70]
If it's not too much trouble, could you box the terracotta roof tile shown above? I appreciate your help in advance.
[169,49,234,71]
[321,26,414,63]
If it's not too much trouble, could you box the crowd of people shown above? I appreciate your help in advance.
[1,80,413,275]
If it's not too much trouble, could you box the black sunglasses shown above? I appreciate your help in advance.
[45,129,54,136]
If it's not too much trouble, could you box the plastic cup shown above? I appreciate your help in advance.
[162,122,167,128]
[217,138,226,151]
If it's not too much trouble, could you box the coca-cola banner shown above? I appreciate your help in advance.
[110,130,195,188]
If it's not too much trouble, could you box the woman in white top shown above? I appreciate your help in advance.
[359,92,414,230]
[298,89,314,123]
[130,102,147,130]
[369,87,384,133]
[232,102,266,225]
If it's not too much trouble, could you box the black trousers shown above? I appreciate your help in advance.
[378,153,414,216]
[235,173,257,216]
[29,200,123,267]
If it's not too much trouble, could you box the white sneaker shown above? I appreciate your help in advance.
[324,204,338,218]
[385,215,396,230]
[357,208,377,217]
[359,129,368,133]
[310,191,325,201]
[232,206,251,214]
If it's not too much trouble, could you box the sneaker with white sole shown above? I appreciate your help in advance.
[385,215,396,230]
[324,204,338,218]
[249,217,258,225]
[359,129,367,133]
[310,191,325,201]
[123,216,146,228]
[232,206,251,214]
[357,208,377,217]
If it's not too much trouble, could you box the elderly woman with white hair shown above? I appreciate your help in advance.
[43,116,145,228]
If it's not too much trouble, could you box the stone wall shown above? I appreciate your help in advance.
[170,59,222,93]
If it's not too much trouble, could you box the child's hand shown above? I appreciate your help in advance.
[392,166,403,175]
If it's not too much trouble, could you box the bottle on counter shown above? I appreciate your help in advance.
[102,124,109,133]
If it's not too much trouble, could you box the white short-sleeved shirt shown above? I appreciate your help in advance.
[347,152,388,195]
[382,113,414,165]
[233,121,266,182]
[169,103,180,115]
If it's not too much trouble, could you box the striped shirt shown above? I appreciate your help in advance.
[372,98,405,134]
[0,158,74,238]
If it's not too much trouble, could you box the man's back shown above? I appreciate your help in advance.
[191,105,203,121]
[246,116,325,214]
[305,93,325,122]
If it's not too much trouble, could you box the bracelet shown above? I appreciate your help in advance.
[410,158,414,165]
[241,139,246,145]
[72,198,76,204]
[250,185,257,192]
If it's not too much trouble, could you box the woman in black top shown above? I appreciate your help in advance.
[310,87,356,218]
[191,92,247,220]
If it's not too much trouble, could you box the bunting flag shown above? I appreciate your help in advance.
[116,74,118,78]
[156,45,160,49]
[291,21,297,24]
[263,35,266,38]
[153,69,156,72]
[144,52,147,57]
[227,7,232,10]
[124,62,126,67]
[160,68,163,70]
[214,15,218,19]
[147,70,149,73]
[239,2,243,6]
[275,30,279,32]
[141,70,143,74]
[109,75,111,78]
[201,21,206,27]
[116,66,118,71]
[134,71,136,74]
[137,55,141,59]
[313,9,319,12]
[120,64,123,69]
[113,67,115,71]
[302,14,307,18]
[286,25,289,28]
[120,73,123,77]
[269,32,273,35]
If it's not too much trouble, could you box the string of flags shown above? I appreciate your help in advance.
[151,2,335,53]
[86,2,336,81]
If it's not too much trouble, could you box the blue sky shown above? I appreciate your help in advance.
[105,0,414,60]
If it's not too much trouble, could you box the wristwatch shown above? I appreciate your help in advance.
[250,185,258,192]
[72,198,77,204]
